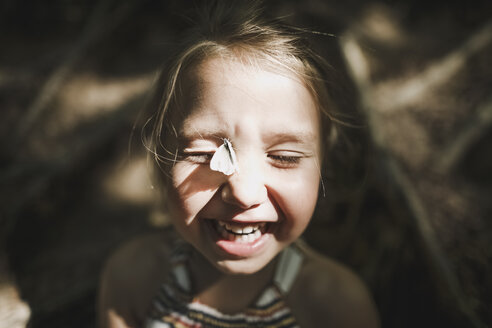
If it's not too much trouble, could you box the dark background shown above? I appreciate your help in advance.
[1,0,492,327]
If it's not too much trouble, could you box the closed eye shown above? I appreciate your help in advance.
[267,152,303,168]
[180,151,215,164]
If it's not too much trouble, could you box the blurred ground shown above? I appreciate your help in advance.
[1,0,492,327]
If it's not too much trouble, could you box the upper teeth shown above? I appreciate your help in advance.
[217,221,265,235]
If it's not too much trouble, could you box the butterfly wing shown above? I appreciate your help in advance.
[224,139,238,170]
[210,143,236,175]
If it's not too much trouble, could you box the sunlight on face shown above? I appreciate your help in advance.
[167,57,321,274]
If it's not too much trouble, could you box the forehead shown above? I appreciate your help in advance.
[178,57,320,141]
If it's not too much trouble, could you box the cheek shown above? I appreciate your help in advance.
[169,163,222,219]
[275,166,320,238]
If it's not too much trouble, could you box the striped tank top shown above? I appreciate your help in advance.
[146,241,304,328]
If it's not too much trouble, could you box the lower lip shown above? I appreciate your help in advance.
[205,221,272,258]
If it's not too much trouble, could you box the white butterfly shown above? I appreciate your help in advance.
[210,138,239,175]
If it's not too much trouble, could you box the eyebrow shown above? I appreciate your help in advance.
[178,129,226,144]
[265,131,317,145]
[178,129,317,146]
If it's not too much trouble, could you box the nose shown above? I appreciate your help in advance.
[220,160,268,209]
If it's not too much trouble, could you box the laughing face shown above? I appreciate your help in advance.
[167,56,321,275]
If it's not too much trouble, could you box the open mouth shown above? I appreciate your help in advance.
[208,220,270,244]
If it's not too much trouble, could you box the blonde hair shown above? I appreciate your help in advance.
[144,0,346,185]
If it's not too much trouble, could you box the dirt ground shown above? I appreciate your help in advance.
[1,0,492,327]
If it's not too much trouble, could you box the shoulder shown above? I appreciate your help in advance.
[98,228,177,328]
[287,241,380,328]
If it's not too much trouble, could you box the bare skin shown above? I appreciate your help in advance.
[99,57,380,328]
[98,229,380,328]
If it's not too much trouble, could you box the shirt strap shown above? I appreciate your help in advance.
[273,243,304,294]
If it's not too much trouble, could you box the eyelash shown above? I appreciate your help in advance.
[180,151,304,168]
[267,154,302,168]
[180,152,214,164]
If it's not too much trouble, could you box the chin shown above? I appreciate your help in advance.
[212,247,281,275]
[214,259,268,275]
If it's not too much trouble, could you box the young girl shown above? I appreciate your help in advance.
[98,1,380,327]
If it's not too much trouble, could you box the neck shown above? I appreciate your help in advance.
[188,251,277,314]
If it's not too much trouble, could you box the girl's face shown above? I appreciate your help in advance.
[167,57,321,274]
